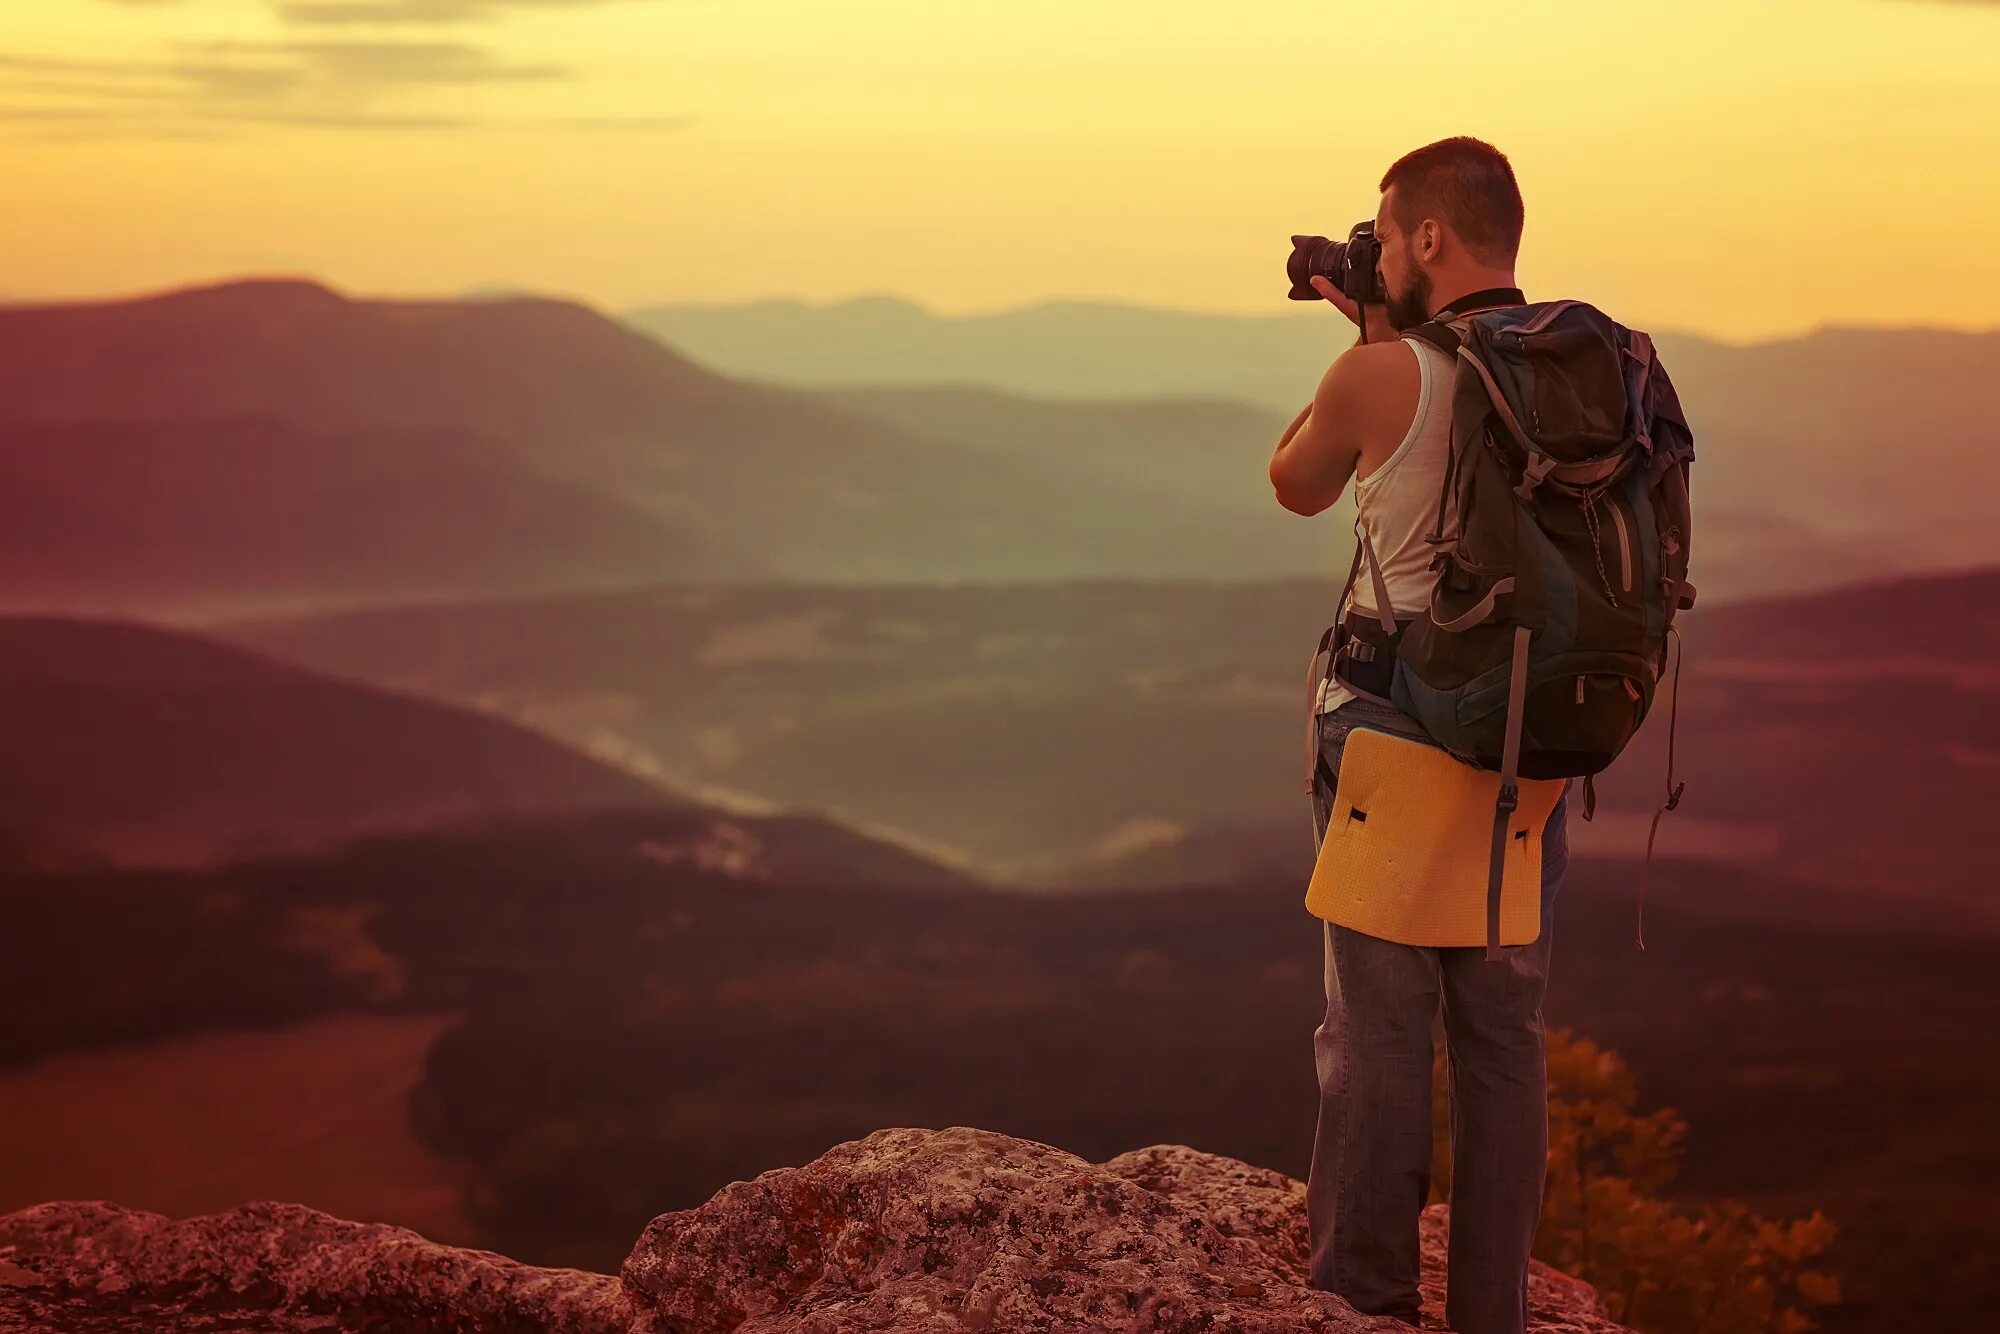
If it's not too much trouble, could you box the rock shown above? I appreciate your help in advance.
[0,1127,1631,1333]
[0,1199,631,1332]
[620,1125,1631,1333]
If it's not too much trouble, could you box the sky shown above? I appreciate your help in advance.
[3,0,1998,342]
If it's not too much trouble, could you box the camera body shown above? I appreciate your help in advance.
[1287,221,1386,303]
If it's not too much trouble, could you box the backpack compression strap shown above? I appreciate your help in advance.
[1485,623,1534,961]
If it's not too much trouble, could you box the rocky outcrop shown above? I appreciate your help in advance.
[1,1126,1630,1333]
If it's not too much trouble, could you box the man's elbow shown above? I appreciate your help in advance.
[1270,460,1337,516]
[1273,483,1332,517]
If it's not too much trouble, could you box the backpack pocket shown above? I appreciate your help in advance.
[1488,313,1629,460]
[1522,654,1652,775]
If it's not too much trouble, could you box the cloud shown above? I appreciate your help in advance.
[276,1,638,23]
[0,53,179,79]
[174,59,315,99]
[101,0,653,15]
[0,105,123,122]
[0,100,454,131]
[0,39,563,120]
[540,112,695,130]
[16,3,689,140]
[196,39,568,87]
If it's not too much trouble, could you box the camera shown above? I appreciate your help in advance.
[1287,221,1385,303]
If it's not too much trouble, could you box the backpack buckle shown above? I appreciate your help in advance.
[1513,453,1559,501]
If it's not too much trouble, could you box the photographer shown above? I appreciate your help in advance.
[1267,136,1573,1334]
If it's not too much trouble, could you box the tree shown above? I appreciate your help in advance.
[1427,1023,1840,1334]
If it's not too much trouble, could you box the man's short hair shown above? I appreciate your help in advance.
[1379,137,1523,266]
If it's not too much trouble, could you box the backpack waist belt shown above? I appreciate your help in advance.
[1331,610,1416,701]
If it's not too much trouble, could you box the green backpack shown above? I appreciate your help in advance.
[1331,298,1696,959]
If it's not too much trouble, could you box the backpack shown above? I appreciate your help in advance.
[1322,298,1696,959]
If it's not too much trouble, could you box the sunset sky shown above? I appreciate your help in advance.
[4,0,1997,341]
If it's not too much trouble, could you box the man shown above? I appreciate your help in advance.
[1267,136,1572,1334]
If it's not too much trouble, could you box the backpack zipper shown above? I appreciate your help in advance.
[1608,500,1633,594]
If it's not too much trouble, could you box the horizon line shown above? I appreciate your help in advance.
[8,272,2000,351]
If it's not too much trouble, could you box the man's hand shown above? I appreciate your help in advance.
[1308,275,1396,345]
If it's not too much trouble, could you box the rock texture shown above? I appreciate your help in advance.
[2,1126,1630,1333]
[0,1200,631,1333]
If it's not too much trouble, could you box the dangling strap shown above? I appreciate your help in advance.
[1304,620,1340,795]
[1336,525,1403,710]
[1580,772,1597,822]
[1358,528,1398,636]
[1634,625,1687,950]
[1484,624,1533,961]
[1305,528,1373,794]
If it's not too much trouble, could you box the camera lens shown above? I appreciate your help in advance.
[1287,234,1347,301]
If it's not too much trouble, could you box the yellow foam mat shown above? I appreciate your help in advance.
[1306,725,1564,947]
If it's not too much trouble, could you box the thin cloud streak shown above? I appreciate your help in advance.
[22,3,690,140]
[103,0,662,24]
[277,1,641,23]
[197,39,569,86]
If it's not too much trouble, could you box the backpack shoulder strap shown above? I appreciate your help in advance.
[1403,317,1463,358]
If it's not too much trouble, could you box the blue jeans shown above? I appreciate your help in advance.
[1305,694,1570,1334]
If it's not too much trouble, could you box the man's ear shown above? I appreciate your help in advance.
[1418,219,1442,263]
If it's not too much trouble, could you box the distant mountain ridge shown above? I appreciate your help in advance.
[630,293,2000,597]
[627,293,1341,410]
[625,291,1987,417]
[0,279,1335,612]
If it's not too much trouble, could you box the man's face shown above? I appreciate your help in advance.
[1373,190,1433,331]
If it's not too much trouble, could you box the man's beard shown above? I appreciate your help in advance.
[1385,261,1433,331]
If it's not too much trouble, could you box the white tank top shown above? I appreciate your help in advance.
[1315,334,1456,715]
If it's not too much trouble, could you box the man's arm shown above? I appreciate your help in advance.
[1268,341,1415,516]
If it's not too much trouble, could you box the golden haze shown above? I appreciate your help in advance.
[3,0,1997,341]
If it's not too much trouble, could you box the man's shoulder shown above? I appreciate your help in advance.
[1324,334,1417,380]
[1321,335,1421,410]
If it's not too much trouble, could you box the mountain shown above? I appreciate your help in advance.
[1647,325,1995,558]
[626,293,1344,410]
[1599,563,2000,902]
[217,565,2000,932]
[817,383,1889,603]
[0,418,717,618]
[820,381,1284,503]
[0,616,692,867]
[0,280,1332,608]
[629,296,2000,593]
